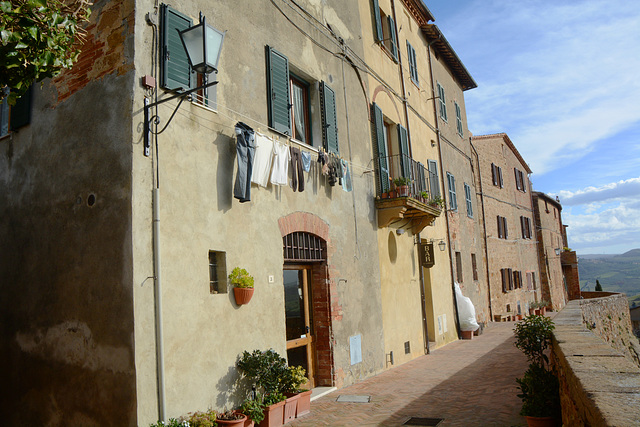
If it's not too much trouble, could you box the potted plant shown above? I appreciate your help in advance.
[393,176,411,197]
[240,395,266,427]
[217,410,247,427]
[428,195,444,209]
[419,191,430,203]
[514,315,561,426]
[229,267,255,305]
[181,409,218,427]
[281,365,311,421]
[237,349,289,427]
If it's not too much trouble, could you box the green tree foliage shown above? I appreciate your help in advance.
[0,0,91,105]
[595,279,603,291]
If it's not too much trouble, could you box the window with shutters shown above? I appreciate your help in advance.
[491,163,503,188]
[160,5,194,92]
[0,87,32,138]
[464,183,473,218]
[514,168,526,192]
[266,46,338,153]
[371,0,398,61]
[446,172,457,211]
[407,41,418,86]
[520,216,532,239]
[501,268,514,293]
[471,253,478,281]
[455,102,463,137]
[497,215,508,239]
[437,83,447,121]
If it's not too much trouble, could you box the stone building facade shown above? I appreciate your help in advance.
[472,133,541,319]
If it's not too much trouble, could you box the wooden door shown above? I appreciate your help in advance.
[283,266,315,388]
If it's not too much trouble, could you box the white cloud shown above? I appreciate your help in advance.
[453,0,640,175]
[555,177,640,206]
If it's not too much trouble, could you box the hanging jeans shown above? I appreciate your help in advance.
[290,146,304,192]
[233,122,255,203]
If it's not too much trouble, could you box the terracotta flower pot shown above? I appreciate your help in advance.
[397,185,409,197]
[233,287,254,305]
[283,394,299,423]
[258,400,285,427]
[217,413,248,426]
[295,390,312,417]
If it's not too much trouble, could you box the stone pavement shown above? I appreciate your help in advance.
[290,322,529,426]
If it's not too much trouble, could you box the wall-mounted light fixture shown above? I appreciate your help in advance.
[143,13,225,156]
[438,240,446,251]
[554,248,561,256]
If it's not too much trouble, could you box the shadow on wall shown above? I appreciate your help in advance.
[215,132,235,213]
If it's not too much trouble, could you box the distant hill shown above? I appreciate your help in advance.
[578,249,640,301]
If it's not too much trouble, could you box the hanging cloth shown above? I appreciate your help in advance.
[301,151,311,172]
[341,159,352,192]
[270,141,291,186]
[251,133,275,187]
[233,122,255,203]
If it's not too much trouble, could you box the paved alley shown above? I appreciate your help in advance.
[290,322,529,427]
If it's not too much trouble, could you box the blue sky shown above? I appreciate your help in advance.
[425,0,640,254]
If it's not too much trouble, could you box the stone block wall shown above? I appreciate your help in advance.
[551,295,640,426]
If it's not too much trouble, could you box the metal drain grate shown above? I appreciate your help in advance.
[336,394,371,403]
[402,417,444,426]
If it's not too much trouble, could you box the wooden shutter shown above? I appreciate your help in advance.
[387,16,398,61]
[320,82,339,154]
[447,173,457,210]
[417,162,427,194]
[498,166,503,188]
[10,86,31,130]
[465,183,473,217]
[428,160,440,198]
[371,0,383,43]
[372,103,389,193]
[497,216,503,238]
[160,5,194,91]
[397,124,410,178]
[501,269,507,293]
[266,46,291,135]
[508,268,514,290]
[520,216,525,238]
[407,41,418,84]
[503,217,508,238]
[491,163,497,186]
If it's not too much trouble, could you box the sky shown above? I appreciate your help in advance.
[424,0,640,255]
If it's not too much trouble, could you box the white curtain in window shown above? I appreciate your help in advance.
[292,84,306,142]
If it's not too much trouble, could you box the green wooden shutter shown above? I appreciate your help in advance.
[320,82,339,154]
[371,103,389,193]
[428,160,440,198]
[447,172,457,210]
[397,124,410,178]
[417,162,427,194]
[160,5,194,92]
[266,46,291,135]
[387,16,398,61]
[407,41,418,85]
[10,86,32,130]
[371,0,383,43]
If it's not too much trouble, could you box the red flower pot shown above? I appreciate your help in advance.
[217,413,248,426]
[233,287,254,305]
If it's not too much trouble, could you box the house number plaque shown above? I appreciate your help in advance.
[420,242,435,268]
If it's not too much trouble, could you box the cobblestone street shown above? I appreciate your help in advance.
[291,322,529,426]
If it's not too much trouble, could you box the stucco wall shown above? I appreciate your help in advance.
[0,0,138,424]
[551,297,640,426]
[132,0,385,422]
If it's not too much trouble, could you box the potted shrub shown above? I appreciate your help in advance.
[240,395,266,427]
[514,315,561,426]
[393,176,411,197]
[237,349,289,427]
[419,191,430,203]
[282,365,311,421]
[229,267,255,305]
[182,409,218,427]
[217,409,247,426]
[428,195,444,209]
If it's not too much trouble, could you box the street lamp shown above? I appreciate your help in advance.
[438,240,446,251]
[143,13,225,156]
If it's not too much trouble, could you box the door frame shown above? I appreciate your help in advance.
[284,264,316,388]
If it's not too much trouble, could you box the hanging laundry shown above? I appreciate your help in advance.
[301,151,311,172]
[233,121,255,203]
[327,154,338,187]
[317,150,329,175]
[251,133,275,187]
[290,146,304,192]
[270,141,291,186]
[341,159,352,192]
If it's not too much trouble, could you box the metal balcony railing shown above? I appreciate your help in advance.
[373,154,437,202]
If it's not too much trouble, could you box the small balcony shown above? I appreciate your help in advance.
[373,154,443,234]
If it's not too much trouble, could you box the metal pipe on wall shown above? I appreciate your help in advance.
[153,187,166,421]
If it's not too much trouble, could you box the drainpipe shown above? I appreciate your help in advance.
[470,140,493,321]
[390,0,429,353]
[153,188,166,420]
[426,38,461,339]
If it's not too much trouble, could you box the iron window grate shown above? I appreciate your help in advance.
[283,232,324,262]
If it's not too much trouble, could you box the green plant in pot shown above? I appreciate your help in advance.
[393,176,411,197]
[237,349,288,427]
[241,394,266,425]
[282,365,312,419]
[229,267,255,305]
[514,315,561,426]
[429,195,444,209]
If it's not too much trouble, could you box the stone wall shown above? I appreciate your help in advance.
[551,295,640,426]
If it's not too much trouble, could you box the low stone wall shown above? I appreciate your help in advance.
[551,295,640,426]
